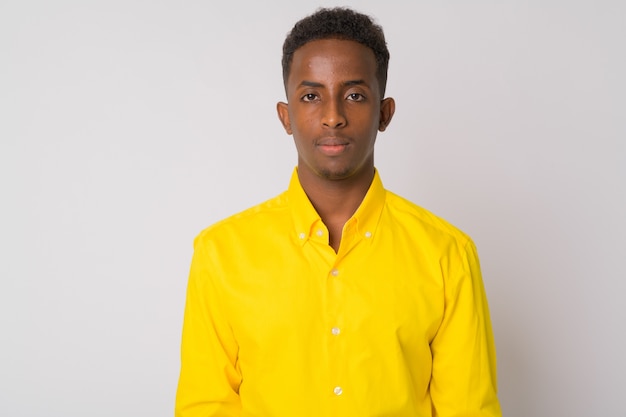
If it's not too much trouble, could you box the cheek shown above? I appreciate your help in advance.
[292,113,317,133]
[352,109,380,132]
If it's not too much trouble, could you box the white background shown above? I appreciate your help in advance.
[1,1,624,416]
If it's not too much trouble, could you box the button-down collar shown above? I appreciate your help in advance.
[288,168,386,246]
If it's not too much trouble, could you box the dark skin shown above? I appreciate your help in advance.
[277,39,395,252]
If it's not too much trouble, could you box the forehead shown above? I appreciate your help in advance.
[288,38,378,85]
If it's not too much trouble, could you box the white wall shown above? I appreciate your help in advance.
[1,1,624,416]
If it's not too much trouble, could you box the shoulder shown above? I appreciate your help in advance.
[383,190,481,279]
[194,191,290,247]
[384,190,473,249]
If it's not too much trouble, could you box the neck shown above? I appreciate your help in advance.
[297,166,374,252]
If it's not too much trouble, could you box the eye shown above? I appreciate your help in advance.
[347,93,365,102]
[301,93,318,102]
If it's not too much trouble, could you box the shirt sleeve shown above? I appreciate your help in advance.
[175,236,242,417]
[429,239,502,417]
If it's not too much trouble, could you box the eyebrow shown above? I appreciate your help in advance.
[343,79,366,87]
[299,80,324,88]
[298,79,367,88]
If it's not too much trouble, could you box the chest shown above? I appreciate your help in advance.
[220,234,446,352]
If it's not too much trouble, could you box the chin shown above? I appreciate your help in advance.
[317,166,355,181]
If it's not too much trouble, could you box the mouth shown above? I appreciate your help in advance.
[316,138,350,156]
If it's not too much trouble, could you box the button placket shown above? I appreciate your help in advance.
[327,261,345,402]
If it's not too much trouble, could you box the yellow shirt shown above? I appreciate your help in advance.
[176,169,502,417]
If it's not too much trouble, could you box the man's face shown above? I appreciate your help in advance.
[277,39,394,182]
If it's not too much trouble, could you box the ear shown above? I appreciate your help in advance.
[378,97,396,132]
[276,101,292,135]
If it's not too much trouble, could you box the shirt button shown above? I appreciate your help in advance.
[331,269,339,277]
[333,386,343,396]
[298,232,306,239]
[364,231,372,238]
[331,327,340,336]
[316,229,324,237]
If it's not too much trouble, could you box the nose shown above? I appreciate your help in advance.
[321,98,346,128]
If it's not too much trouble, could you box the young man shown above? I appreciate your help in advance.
[176,7,501,417]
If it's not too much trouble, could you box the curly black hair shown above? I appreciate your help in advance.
[281,7,390,96]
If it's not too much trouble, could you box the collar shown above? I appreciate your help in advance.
[288,168,386,246]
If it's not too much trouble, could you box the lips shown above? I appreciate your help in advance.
[316,137,350,156]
